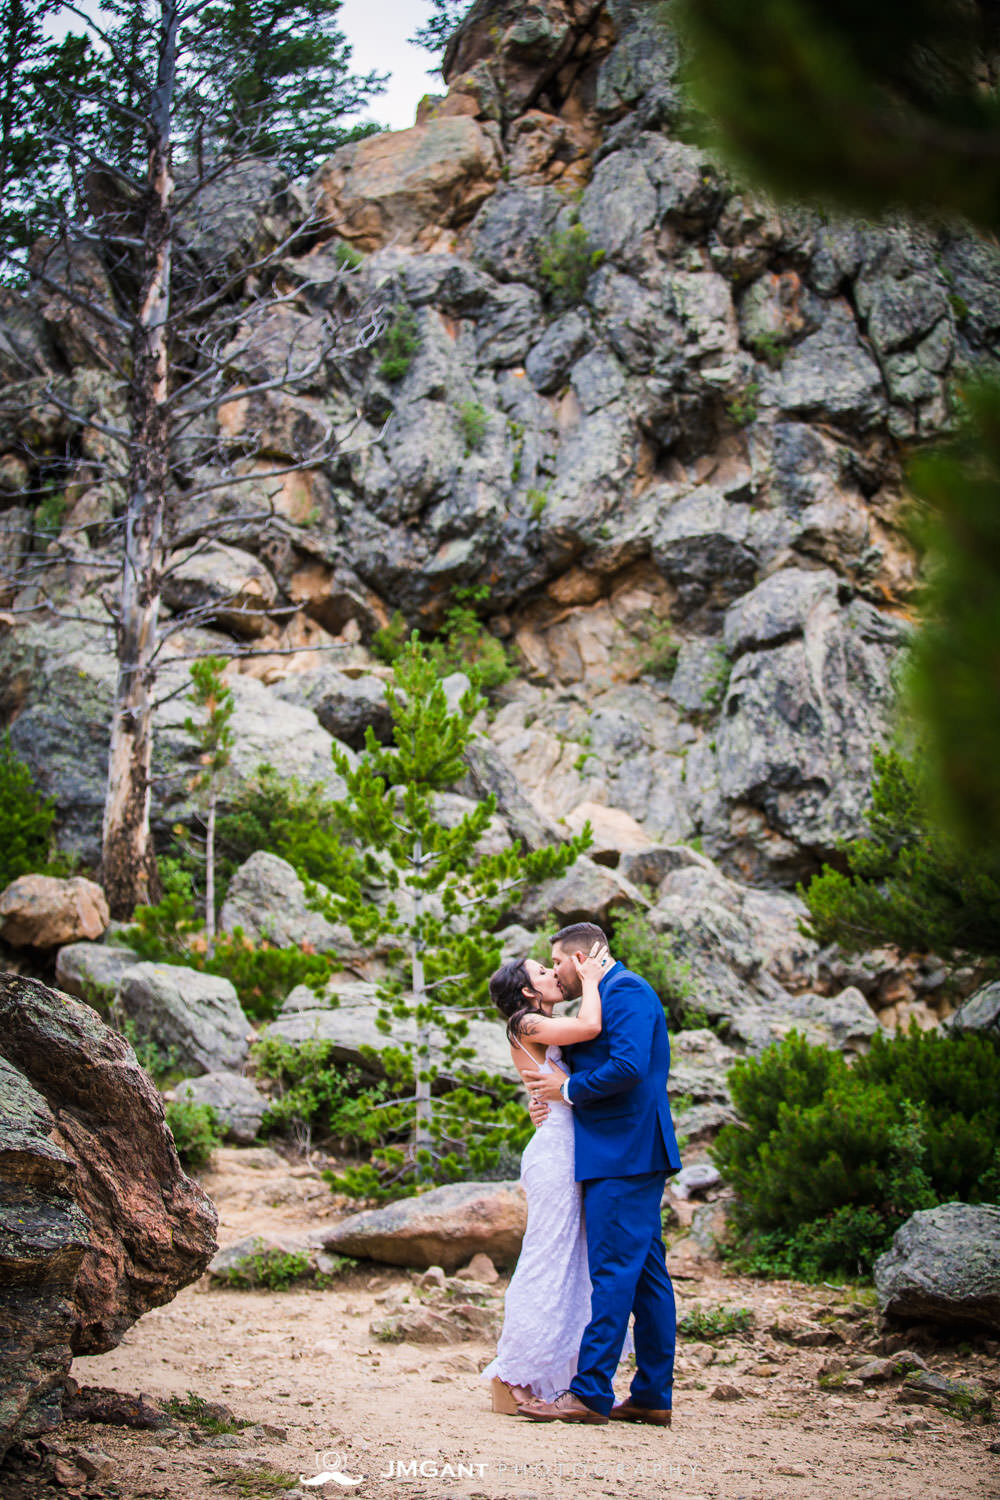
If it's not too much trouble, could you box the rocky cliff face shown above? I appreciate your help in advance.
[3,0,998,896]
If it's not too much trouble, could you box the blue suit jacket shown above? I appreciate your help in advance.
[562,961,682,1183]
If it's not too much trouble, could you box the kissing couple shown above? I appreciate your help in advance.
[480,921,682,1426]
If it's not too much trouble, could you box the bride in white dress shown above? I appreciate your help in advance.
[481,945,628,1414]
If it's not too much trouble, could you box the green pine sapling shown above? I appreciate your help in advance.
[183,657,235,956]
[305,635,591,1191]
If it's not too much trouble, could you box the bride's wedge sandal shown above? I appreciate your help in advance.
[491,1378,533,1415]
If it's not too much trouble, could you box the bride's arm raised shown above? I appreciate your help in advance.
[517,947,605,1046]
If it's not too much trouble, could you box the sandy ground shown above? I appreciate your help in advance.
[17,1148,1000,1500]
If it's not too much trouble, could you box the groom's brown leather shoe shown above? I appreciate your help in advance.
[610,1400,672,1426]
[520,1392,608,1424]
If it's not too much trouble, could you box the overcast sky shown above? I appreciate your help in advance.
[339,0,445,132]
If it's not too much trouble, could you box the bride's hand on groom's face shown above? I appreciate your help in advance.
[572,940,610,981]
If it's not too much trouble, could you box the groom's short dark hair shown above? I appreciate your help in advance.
[551,922,608,951]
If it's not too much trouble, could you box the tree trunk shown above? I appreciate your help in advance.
[411,838,434,1181]
[205,787,216,956]
[100,0,178,918]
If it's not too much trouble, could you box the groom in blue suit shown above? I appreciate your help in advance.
[520,921,682,1426]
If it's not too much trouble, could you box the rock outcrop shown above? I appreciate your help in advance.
[0,875,109,949]
[264,977,514,1079]
[874,1203,1000,1334]
[115,963,251,1076]
[53,939,141,1014]
[0,974,217,1459]
[172,1071,268,1145]
[316,1180,527,1270]
[947,981,1000,1043]
[0,0,978,891]
[0,0,981,1090]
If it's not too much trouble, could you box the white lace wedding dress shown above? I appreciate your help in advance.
[480,1043,633,1403]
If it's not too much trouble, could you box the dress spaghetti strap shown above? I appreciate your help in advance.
[511,1032,538,1061]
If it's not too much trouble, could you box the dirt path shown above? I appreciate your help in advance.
[36,1151,1000,1500]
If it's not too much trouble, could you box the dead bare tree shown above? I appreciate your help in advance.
[0,0,387,916]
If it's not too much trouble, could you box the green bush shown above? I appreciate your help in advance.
[507,417,525,482]
[324,1067,532,1204]
[165,1100,221,1169]
[223,1241,313,1291]
[34,488,68,539]
[427,586,513,692]
[526,486,548,521]
[332,239,363,270]
[638,617,679,676]
[539,220,605,304]
[372,594,513,693]
[677,1305,754,1340]
[713,1027,1000,1278]
[215,762,360,891]
[0,730,61,887]
[126,858,202,960]
[252,1035,403,1153]
[458,400,489,455]
[611,909,697,1027]
[252,1040,533,1205]
[747,330,788,367]
[377,306,420,382]
[371,609,410,665]
[726,381,760,426]
[121,1016,180,1083]
[164,1392,251,1434]
[703,644,732,711]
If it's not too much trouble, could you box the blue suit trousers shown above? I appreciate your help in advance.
[569,1170,676,1416]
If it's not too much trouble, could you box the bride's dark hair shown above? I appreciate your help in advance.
[490,958,542,1043]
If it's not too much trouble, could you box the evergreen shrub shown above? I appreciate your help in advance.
[714,1027,1000,1278]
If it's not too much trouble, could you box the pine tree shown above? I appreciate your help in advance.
[305,634,591,1193]
[192,0,387,177]
[801,746,1000,964]
[0,728,58,885]
[0,1,100,257]
[182,655,235,955]
[408,0,469,64]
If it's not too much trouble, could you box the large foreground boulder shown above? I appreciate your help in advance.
[317,1180,527,1270]
[0,1055,91,1461]
[874,1203,1000,1334]
[0,973,217,1459]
